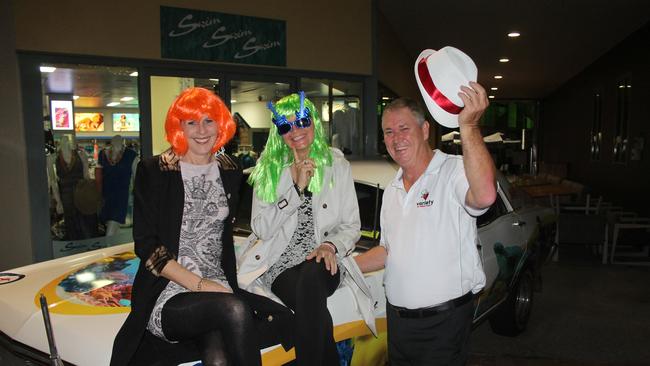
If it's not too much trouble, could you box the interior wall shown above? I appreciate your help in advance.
[376,11,438,147]
[13,0,372,76]
[0,0,33,270]
[540,23,650,215]
[376,12,419,101]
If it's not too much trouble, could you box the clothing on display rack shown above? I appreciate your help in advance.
[96,135,138,235]
[55,136,98,240]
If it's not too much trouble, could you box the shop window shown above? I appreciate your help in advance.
[41,64,140,257]
[229,80,290,158]
[301,78,363,157]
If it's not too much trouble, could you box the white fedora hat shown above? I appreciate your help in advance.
[414,46,477,128]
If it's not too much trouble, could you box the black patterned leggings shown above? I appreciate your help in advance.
[162,291,260,366]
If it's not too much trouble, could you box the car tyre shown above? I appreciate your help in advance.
[488,267,534,337]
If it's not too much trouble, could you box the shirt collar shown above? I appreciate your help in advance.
[391,149,446,189]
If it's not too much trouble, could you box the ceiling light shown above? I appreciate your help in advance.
[490,87,498,91]
[627,85,632,88]
[499,58,510,63]
[40,66,56,73]
[231,99,237,103]
[382,96,390,100]
[120,96,134,102]
[508,32,520,38]
[209,78,219,82]
[494,75,503,79]
[129,71,138,77]
[107,102,120,107]
[488,95,495,99]
[73,95,80,100]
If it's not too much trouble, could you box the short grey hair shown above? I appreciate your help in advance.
[383,97,426,126]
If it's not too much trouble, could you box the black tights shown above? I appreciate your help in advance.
[161,292,260,366]
[271,259,340,366]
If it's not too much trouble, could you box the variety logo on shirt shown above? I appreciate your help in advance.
[417,189,434,208]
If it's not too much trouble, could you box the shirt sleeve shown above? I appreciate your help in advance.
[451,159,489,217]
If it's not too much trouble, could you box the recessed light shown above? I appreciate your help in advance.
[490,87,498,91]
[230,99,237,103]
[499,58,510,63]
[107,102,120,107]
[40,66,56,73]
[508,32,520,38]
[494,75,503,79]
[129,71,138,77]
[627,85,632,88]
[488,95,495,99]
[382,96,390,100]
[73,95,80,100]
[120,97,134,102]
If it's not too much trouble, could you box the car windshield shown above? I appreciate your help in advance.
[498,172,534,210]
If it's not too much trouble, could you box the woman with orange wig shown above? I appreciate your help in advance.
[111,88,291,366]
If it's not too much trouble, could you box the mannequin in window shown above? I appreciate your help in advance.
[45,128,63,220]
[331,100,359,155]
[56,135,92,239]
[96,135,139,236]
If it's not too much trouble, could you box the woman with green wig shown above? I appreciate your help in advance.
[238,92,363,365]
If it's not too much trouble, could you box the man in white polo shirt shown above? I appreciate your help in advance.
[355,87,495,364]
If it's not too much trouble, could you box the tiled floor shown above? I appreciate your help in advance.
[469,244,650,366]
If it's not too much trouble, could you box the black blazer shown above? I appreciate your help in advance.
[110,150,292,366]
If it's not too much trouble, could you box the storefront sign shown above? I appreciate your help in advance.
[160,6,286,66]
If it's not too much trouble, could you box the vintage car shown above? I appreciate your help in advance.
[0,158,555,366]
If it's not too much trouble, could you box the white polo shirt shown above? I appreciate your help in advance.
[380,150,486,309]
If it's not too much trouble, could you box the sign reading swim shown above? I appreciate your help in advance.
[160,6,286,66]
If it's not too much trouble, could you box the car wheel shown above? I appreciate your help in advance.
[488,267,534,336]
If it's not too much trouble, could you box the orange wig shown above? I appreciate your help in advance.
[164,87,236,155]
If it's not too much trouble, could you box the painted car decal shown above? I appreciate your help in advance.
[35,251,138,314]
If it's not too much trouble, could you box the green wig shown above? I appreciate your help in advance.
[248,92,332,203]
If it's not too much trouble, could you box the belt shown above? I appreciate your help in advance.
[388,292,474,319]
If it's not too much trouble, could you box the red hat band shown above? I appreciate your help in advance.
[417,57,463,115]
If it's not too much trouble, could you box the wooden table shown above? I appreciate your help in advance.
[520,184,582,198]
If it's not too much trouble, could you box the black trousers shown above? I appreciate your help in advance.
[271,259,341,366]
[386,297,474,366]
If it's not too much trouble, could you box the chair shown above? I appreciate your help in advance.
[610,216,650,265]
[560,193,602,215]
